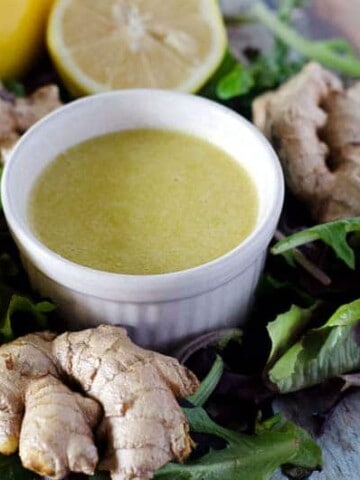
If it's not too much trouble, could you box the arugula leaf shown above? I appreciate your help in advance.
[256,413,321,469]
[217,64,254,100]
[0,295,55,343]
[187,355,224,407]
[155,408,321,479]
[217,0,306,102]
[218,0,360,103]
[0,251,55,343]
[252,2,360,77]
[266,304,315,368]
[271,217,360,269]
[200,49,239,99]
[214,35,303,102]
[277,0,307,23]
[268,299,360,393]
[0,454,36,480]
[256,274,315,307]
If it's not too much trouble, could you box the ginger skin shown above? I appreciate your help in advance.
[319,84,360,220]
[0,332,101,479]
[0,326,199,480]
[0,84,62,164]
[0,332,58,455]
[253,62,360,222]
[20,376,100,478]
[53,325,199,480]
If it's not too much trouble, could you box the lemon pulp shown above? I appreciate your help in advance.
[47,0,227,96]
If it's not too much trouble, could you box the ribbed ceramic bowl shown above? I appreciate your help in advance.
[1,90,284,350]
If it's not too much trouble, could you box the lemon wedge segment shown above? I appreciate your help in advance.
[47,0,227,96]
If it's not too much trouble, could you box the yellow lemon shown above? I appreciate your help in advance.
[47,0,227,96]
[0,0,54,79]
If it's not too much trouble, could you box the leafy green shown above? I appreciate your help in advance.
[0,454,36,480]
[256,413,320,469]
[91,358,321,480]
[253,2,360,78]
[266,304,315,368]
[200,49,240,99]
[155,409,321,479]
[217,0,360,102]
[215,0,306,102]
[217,63,255,100]
[256,274,315,307]
[1,80,26,97]
[216,27,303,101]
[268,299,360,393]
[0,176,55,343]
[271,217,360,269]
[187,355,224,407]
[0,295,55,343]
[0,238,55,343]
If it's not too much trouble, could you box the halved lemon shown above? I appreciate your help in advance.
[47,0,227,96]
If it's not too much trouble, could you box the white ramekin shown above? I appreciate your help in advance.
[1,90,284,351]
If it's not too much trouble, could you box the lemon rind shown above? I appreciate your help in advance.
[47,0,227,96]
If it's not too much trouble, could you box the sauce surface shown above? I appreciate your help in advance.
[29,129,258,274]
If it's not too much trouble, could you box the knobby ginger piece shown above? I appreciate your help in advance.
[14,85,62,132]
[319,84,360,220]
[0,326,199,479]
[0,332,101,479]
[20,376,100,479]
[0,84,62,164]
[0,99,18,148]
[252,62,360,222]
[53,325,200,480]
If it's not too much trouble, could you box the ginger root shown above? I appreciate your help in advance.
[0,326,199,480]
[0,84,62,164]
[53,325,199,480]
[0,332,100,479]
[253,62,360,222]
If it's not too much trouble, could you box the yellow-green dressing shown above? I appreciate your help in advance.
[29,129,258,275]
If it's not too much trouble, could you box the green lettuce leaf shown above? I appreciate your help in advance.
[266,304,315,368]
[271,217,360,269]
[155,409,321,480]
[268,299,360,393]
